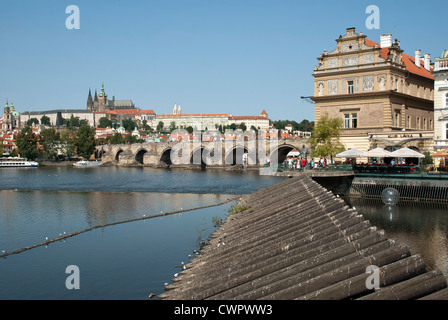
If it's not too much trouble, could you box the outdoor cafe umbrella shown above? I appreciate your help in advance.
[362,148,392,158]
[388,147,424,158]
[336,148,364,158]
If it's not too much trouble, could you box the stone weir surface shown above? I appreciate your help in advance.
[159,175,448,300]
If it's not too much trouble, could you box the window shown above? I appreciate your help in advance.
[395,113,399,127]
[446,124,448,140]
[344,113,357,129]
[407,116,411,129]
[445,93,448,108]
[344,114,350,128]
[351,113,357,128]
[424,118,427,130]
[347,81,354,94]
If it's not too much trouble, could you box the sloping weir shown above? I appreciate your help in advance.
[159,175,448,300]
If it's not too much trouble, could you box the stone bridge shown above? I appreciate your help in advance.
[95,139,310,168]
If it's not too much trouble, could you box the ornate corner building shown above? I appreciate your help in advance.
[433,49,448,152]
[310,27,434,153]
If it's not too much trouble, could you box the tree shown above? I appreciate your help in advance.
[40,115,51,126]
[68,115,80,128]
[75,124,96,159]
[61,128,77,159]
[40,128,61,160]
[0,136,3,157]
[26,118,39,126]
[169,121,177,133]
[309,113,344,164]
[156,121,164,131]
[16,126,39,160]
[98,117,113,128]
[238,122,247,131]
[186,126,194,134]
[122,119,137,132]
[110,132,125,144]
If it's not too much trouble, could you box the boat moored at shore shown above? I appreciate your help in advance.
[0,157,39,168]
[73,160,102,168]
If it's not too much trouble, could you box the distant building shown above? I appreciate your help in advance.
[87,83,135,112]
[311,27,434,154]
[20,109,106,128]
[156,106,270,131]
[433,49,448,152]
[1,100,20,133]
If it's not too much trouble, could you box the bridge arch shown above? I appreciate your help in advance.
[135,148,148,165]
[115,149,124,162]
[190,147,207,168]
[225,146,250,165]
[270,144,299,165]
[159,147,173,166]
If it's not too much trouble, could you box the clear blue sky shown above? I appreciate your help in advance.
[0,0,446,122]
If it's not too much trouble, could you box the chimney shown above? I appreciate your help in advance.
[415,50,421,67]
[424,53,431,70]
[380,34,392,48]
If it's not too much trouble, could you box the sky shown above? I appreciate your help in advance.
[0,0,447,122]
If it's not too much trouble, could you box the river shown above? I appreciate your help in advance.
[0,166,285,299]
[1,166,447,300]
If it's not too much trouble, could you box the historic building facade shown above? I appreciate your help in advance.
[433,49,448,152]
[87,83,135,112]
[1,100,20,133]
[155,106,270,131]
[311,27,434,154]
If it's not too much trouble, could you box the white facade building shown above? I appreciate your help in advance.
[433,49,448,152]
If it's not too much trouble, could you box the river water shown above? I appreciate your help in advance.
[0,166,285,299]
[1,167,447,300]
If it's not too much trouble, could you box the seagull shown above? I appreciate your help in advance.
[2,250,6,254]
[174,273,179,278]
[45,237,48,241]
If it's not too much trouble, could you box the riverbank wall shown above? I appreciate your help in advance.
[159,175,448,300]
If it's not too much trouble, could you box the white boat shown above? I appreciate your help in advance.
[0,157,39,168]
[73,160,102,168]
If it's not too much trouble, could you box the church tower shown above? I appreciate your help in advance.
[87,88,94,111]
[97,83,108,112]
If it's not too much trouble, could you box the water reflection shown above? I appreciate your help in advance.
[345,197,448,280]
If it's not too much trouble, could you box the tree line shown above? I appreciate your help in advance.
[14,124,96,161]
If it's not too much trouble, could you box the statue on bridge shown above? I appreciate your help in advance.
[300,144,309,160]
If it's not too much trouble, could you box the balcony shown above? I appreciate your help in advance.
[434,57,448,71]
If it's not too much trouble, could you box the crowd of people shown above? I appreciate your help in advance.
[282,157,327,171]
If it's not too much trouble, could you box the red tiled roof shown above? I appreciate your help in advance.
[363,39,434,80]
[157,113,230,118]
[229,116,267,120]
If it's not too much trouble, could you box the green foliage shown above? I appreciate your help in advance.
[122,119,137,132]
[110,132,125,144]
[421,151,433,166]
[98,117,113,128]
[40,115,51,126]
[75,124,96,159]
[227,205,248,215]
[271,119,314,132]
[309,113,345,161]
[16,126,39,160]
[39,128,61,160]
[156,121,164,131]
[26,118,39,126]
[60,128,77,159]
